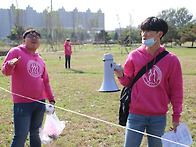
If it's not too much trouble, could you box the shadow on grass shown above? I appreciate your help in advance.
[72,69,85,74]
[58,68,103,74]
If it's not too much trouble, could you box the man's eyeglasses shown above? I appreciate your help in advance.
[26,34,40,39]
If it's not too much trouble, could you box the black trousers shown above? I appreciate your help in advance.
[65,55,71,68]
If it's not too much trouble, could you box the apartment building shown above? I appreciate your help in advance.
[0,5,104,39]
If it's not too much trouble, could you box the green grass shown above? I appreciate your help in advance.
[0,44,195,146]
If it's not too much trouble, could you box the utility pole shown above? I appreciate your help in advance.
[51,0,54,40]
[51,0,52,12]
[48,0,54,50]
[15,0,19,26]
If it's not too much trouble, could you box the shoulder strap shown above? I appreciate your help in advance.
[130,50,169,88]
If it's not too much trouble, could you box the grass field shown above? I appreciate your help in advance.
[0,44,195,147]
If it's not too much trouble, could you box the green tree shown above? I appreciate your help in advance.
[158,7,193,45]
[7,25,25,45]
[175,8,193,27]
[162,25,179,47]
[108,31,119,42]
[7,3,24,46]
[131,28,141,44]
[158,7,193,28]
[121,29,130,46]
[157,8,176,26]
[95,30,111,43]
[178,23,196,47]
[113,32,119,41]
[43,7,56,51]
[120,28,141,45]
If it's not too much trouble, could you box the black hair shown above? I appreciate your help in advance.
[140,17,168,38]
[23,29,41,39]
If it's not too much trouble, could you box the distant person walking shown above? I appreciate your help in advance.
[64,38,72,69]
[1,29,55,147]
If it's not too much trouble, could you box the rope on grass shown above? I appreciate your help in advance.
[0,86,189,147]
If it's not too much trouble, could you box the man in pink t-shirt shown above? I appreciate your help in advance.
[114,17,183,147]
[2,29,55,147]
[64,38,72,69]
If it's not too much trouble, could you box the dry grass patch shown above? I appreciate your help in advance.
[0,46,195,146]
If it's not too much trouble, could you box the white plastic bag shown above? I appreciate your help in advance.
[39,112,65,145]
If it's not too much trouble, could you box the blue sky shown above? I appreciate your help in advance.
[1,0,196,30]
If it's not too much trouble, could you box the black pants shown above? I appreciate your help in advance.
[65,55,71,68]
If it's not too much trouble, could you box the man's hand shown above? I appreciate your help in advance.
[9,57,21,66]
[114,64,124,78]
[170,121,179,133]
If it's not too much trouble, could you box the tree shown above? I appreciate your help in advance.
[162,25,178,47]
[158,7,193,28]
[157,8,176,26]
[158,7,193,45]
[175,8,193,27]
[178,23,196,47]
[130,28,141,44]
[43,8,54,50]
[95,30,111,43]
[7,25,25,45]
[7,3,25,45]
[113,32,119,41]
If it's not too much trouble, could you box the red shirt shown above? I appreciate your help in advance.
[64,42,72,56]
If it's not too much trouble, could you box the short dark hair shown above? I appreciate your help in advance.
[23,29,41,39]
[140,17,168,38]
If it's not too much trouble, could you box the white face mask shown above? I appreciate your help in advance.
[142,32,159,47]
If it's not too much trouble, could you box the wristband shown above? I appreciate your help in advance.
[49,100,55,103]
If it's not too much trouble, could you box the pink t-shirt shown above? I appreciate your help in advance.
[64,42,72,56]
[118,45,183,122]
[1,44,54,103]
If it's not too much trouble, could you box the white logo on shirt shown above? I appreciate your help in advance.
[142,65,162,87]
[27,60,43,77]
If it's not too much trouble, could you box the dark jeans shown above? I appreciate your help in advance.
[11,100,45,147]
[65,55,71,68]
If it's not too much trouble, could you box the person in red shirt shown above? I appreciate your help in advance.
[63,38,72,69]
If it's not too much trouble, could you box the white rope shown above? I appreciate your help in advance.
[0,86,189,147]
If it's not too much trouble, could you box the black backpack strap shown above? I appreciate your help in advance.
[130,50,169,89]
